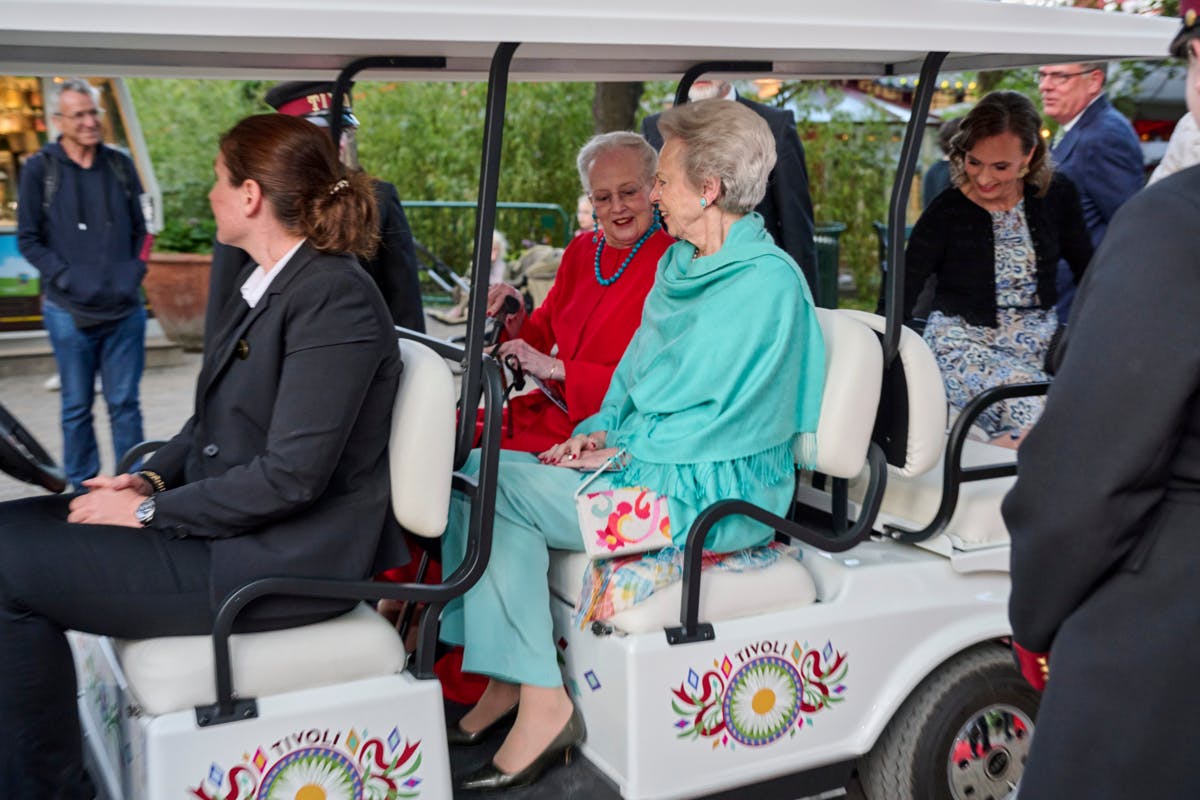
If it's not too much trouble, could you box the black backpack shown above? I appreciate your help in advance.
[40,149,133,213]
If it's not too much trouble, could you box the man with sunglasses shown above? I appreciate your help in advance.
[16,78,148,490]
[1038,61,1142,322]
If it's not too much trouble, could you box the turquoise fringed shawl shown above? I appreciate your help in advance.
[576,213,825,551]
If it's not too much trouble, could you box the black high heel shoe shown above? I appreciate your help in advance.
[446,703,519,747]
[458,704,586,792]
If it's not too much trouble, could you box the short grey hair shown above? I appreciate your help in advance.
[655,98,776,214]
[1077,61,1107,84]
[53,78,100,114]
[576,131,657,194]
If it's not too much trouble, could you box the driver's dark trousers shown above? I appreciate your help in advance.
[0,494,326,800]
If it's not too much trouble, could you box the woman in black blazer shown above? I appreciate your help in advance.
[904,91,1093,447]
[0,114,403,798]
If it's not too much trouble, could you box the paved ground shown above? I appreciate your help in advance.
[0,349,204,503]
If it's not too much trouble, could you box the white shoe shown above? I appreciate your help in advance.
[44,374,61,392]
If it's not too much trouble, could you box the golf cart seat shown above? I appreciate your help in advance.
[839,310,1020,551]
[71,337,465,799]
[548,307,884,633]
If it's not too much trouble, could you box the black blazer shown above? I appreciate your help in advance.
[144,242,405,618]
[205,179,424,349]
[1001,165,1200,798]
[901,173,1093,327]
[642,96,818,296]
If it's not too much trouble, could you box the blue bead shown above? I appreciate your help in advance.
[593,221,660,287]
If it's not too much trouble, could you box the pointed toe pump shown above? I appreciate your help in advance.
[459,705,586,792]
[446,703,519,747]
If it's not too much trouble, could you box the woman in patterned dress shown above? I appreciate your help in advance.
[903,91,1094,447]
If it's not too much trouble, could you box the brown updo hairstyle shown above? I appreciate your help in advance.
[218,114,379,258]
[949,90,1053,197]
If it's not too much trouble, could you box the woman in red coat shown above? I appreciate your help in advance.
[384,132,671,701]
[485,130,674,453]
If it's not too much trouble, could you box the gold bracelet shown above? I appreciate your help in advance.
[136,469,166,494]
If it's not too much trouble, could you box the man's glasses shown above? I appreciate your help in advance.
[54,108,102,123]
[1037,68,1098,88]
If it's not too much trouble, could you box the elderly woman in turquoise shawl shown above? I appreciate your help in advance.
[437,98,825,793]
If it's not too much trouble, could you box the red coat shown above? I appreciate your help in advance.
[498,227,673,453]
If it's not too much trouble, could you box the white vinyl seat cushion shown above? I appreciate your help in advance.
[548,551,817,634]
[807,308,883,478]
[391,339,457,538]
[851,437,1016,546]
[115,604,406,716]
[112,339,454,717]
[838,310,947,477]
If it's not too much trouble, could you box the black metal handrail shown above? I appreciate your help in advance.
[673,60,774,106]
[881,52,946,367]
[453,42,519,469]
[884,381,1049,544]
[665,442,888,646]
[328,56,448,146]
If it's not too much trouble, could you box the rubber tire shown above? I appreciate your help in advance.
[858,643,1039,800]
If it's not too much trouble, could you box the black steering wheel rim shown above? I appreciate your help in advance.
[0,400,67,493]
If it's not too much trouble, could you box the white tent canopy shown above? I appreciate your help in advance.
[0,0,1178,81]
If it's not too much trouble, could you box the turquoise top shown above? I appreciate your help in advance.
[577,213,825,552]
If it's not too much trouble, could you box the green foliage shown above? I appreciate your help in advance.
[786,83,898,304]
[358,81,595,274]
[128,79,594,269]
[128,78,271,253]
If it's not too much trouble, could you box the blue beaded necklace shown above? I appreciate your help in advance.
[594,221,661,286]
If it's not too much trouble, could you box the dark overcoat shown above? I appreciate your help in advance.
[1004,165,1200,798]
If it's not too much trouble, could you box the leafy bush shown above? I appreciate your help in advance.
[130,78,595,266]
[128,79,270,253]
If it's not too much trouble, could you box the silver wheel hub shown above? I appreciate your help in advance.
[946,703,1034,800]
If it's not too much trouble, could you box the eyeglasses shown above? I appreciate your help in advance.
[589,185,645,208]
[1036,68,1098,88]
[54,108,102,123]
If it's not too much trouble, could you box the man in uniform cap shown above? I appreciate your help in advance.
[1004,3,1200,796]
[204,81,425,346]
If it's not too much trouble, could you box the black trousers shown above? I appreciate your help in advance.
[0,494,328,799]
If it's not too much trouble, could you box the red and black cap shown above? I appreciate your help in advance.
[1170,0,1200,58]
[263,81,359,128]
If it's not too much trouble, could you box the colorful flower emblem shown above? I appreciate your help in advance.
[672,640,848,749]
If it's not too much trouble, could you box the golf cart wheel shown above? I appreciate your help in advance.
[858,644,1038,800]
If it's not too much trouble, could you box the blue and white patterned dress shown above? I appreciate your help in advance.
[923,200,1056,437]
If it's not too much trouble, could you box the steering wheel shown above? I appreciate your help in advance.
[0,401,67,493]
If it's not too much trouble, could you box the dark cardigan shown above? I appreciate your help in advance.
[902,172,1094,327]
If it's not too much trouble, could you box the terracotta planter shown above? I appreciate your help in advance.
[143,252,211,352]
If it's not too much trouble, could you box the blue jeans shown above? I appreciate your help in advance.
[41,299,145,488]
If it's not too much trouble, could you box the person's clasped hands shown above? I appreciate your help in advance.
[538,431,615,470]
[66,473,152,526]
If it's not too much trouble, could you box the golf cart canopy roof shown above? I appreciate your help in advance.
[0,0,1178,81]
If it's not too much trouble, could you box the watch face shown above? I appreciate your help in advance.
[136,498,155,525]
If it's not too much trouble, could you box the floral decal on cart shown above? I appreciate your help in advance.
[671,639,848,748]
[187,727,423,799]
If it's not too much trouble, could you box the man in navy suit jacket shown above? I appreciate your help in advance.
[1039,62,1143,321]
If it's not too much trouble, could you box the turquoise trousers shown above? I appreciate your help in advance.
[439,450,608,688]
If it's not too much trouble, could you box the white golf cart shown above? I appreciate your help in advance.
[0,2,1175,798]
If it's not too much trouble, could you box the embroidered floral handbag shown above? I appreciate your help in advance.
[574,452,672,558]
